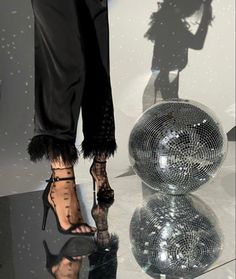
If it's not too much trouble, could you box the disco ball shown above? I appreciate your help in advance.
[129,193,223,278]
[129,99,228,195]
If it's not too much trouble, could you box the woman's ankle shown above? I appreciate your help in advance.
[95,153,107,162]
[51,167,75,180]
[51,156,73,169]
[50,158,75,179]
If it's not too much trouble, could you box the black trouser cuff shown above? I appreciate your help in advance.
[27,135,79,165]
[80,138,118,160]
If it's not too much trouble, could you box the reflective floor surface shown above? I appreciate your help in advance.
[0,143,235,279]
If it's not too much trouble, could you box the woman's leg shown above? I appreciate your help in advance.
[88,151,115,203]
[28,0,117,164]
[75,0,117,200]
[27,0,86,165]
[27,0,96,233]
[77,0,118,159]
[28,0,117,210]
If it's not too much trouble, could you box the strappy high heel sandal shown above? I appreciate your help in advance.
[89,193,119,277]
[89,159,114,203]
[91,189,114,248]
[42,167,97,235]
[43,240,82,278]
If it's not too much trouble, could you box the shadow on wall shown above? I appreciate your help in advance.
[117,0,215,179]
[142,0,214,112]
[227,126,236,141]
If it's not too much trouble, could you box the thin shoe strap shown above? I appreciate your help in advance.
[46,166,75,182]
[45,176,75,183]
[93,159,107,164]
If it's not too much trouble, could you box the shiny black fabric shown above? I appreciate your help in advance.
[27,0,117,164]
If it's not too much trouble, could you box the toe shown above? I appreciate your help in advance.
[76,227,83,233]
[72,225,96,234]
[79,226,86,233]
[71,227,81,233]
[85,226,92,233]
[87,225,97,233]
[91,226,97,232]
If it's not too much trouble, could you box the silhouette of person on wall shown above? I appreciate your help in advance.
[143,0,213,111]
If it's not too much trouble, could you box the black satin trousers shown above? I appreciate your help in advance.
[27,0,117,164]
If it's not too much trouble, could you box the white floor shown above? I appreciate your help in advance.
[0,142,235,278]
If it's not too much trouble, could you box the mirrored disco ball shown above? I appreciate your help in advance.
[129,193,223,278]
[129,99,228,195]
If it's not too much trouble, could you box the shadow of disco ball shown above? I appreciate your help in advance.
[128,99,228,195]
[129,193,223,278]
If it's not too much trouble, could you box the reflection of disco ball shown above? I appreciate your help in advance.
[129,193,223,278]
[129,99,228,194]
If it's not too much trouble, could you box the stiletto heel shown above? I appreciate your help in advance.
[92,178,96,206]
[41,179,52,231]
[89,159,114,202]
[42,203,50,230]
[93,177,96,193]
[43,240,58,274]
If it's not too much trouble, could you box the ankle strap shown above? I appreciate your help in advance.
[94,159,107,164]
[46,176,75,183]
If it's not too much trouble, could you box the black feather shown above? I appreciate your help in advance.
[27,135,79,165]
[80,138,118,160]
